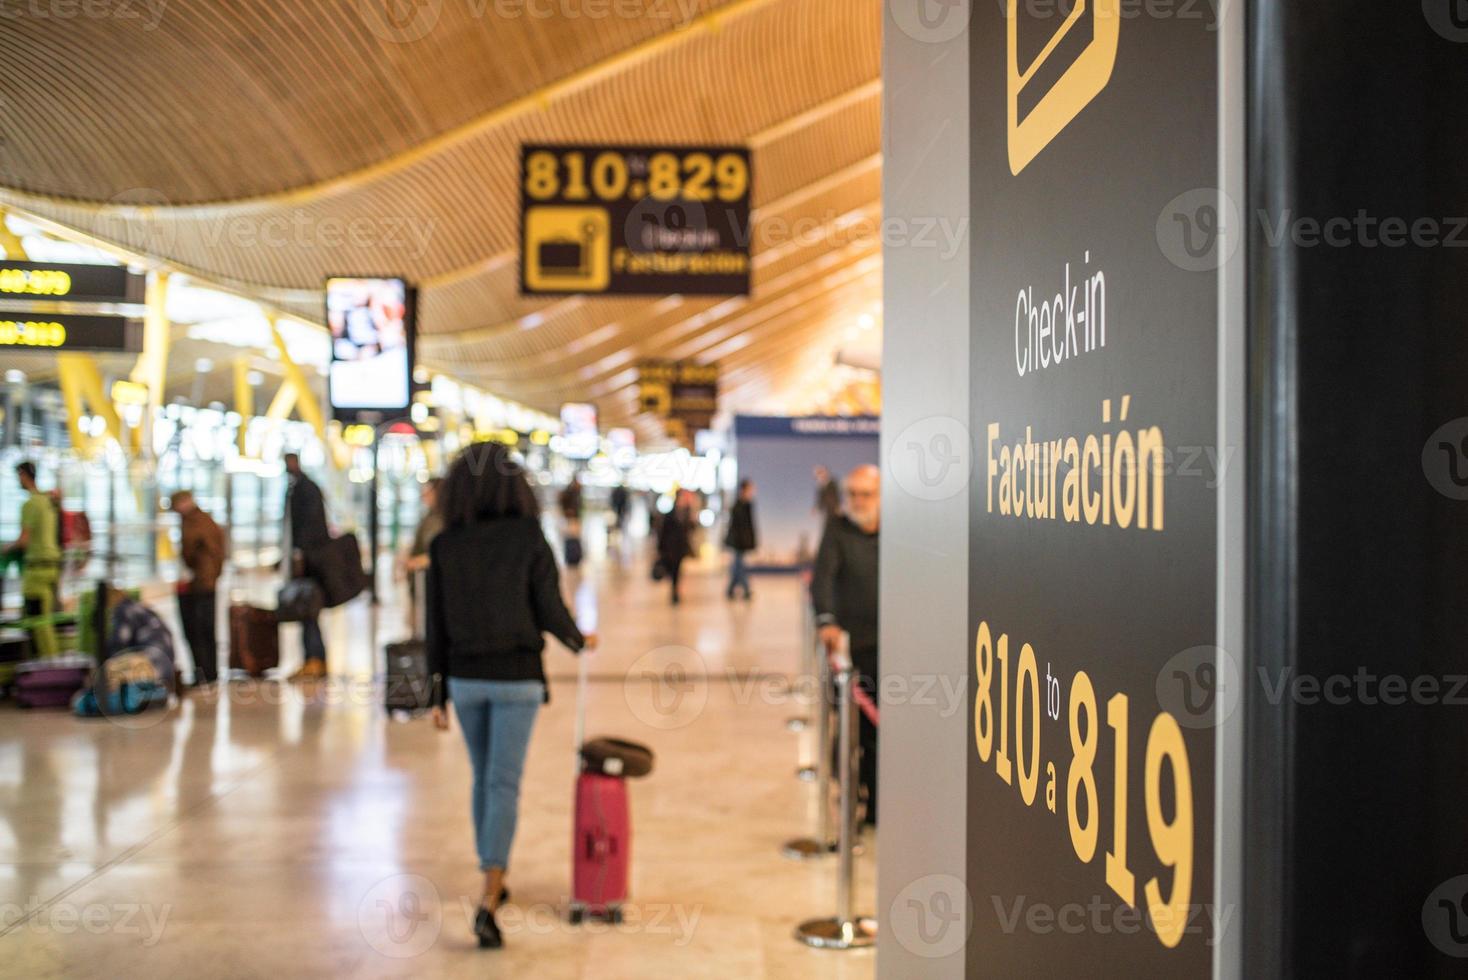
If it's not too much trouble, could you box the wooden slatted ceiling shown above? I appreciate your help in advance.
[0,0,884,425]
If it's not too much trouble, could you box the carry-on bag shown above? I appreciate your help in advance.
[307,533,368,608]
[276,578,325,623]
[229,604,279,676]
[14,656,93,709]
[385,571,430,714]
[570,650,633,923]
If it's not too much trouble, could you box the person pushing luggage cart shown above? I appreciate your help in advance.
[424,442,595,950]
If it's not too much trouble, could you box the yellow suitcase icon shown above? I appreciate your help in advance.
[524,207,610,292]
[1007,0,1121,175]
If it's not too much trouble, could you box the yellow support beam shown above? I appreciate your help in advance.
[267,314,336,469]
[129,270,172,457]
[234,358,255,456]
[56,354,123,459]
[0,208,27,260]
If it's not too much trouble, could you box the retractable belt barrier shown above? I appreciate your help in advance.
[781,630,838,861]
[794,634,877,949]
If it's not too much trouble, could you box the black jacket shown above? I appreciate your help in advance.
[657,510,692,565]
[426,516,584,707]
[725,500,757,552]
[287,474,331,551]
[811,515,879,657]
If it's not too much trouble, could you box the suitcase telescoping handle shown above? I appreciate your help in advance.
[414,568,427,641]
[573,577,598,765]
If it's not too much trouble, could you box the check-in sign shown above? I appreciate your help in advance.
[520,145,752,296]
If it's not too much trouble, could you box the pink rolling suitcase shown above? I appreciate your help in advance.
[569,646,630,924]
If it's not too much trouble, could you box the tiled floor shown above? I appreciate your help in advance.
[0,534,877,979]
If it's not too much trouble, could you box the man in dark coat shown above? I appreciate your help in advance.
[811,464,881,825]
[284,453,331,680]
[724,479,757,600]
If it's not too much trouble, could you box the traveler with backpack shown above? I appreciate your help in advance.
[425,441,594,949]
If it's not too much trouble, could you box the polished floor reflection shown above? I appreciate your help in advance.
[0,540,876,979]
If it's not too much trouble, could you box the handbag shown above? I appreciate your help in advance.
[306,533,368,608]
[277,578,325,623]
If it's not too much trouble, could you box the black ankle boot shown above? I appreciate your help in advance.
[474,905,503,949]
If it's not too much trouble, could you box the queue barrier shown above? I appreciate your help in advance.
[794,638,876,949]
[781,630,837,860]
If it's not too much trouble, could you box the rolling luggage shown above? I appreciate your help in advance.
[229,604,279,677]
[570,649,649,923]
[384,572,430,714]
[14,656,93,709]
[564,535,583,568]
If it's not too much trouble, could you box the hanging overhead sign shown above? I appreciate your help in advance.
[520,144,752,297]
[0,314,141,352]
[0,260,144,304]
[638,360,719,432]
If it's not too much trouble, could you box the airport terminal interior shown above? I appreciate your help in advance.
[2,2,1467,978]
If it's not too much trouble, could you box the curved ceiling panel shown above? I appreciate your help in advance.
[0,0,885,426]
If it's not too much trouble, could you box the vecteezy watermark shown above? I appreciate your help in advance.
[357,874,443,959]
[1156,188,1242,273]
[194,209,438,259]
[1423,875,1468,957]
[97,188,177,259]
[890,415,974,503]
[623,645,710,731]
[889,874,972,958]
[357,0,443,42]
[1423,0,1468,43]
[1422,417,1468,501]
[991,894,1235,946]
[0,0,168,29]
[358,0,701,43]
[0,898,172,946]
[458,897,703,944]
[1159,187,1468,271]
[1156,645,1242,729]
[725,669,966,718]
[890,0,970,45]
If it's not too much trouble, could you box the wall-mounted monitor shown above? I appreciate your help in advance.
[325,276,415,420]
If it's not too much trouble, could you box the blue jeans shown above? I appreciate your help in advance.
[728,550,751,597]
[302,616,326,663]
[449,678,544,871]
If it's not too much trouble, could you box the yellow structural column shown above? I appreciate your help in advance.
[234,358,255,456]
[0,207,28,260]
[129,270,172,456]
[266,314,343,469]
[56,355,125,459]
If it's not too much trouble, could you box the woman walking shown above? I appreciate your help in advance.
[426,442,593,949]
[656,490,694,605]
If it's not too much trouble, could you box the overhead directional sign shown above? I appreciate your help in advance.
[520,144,752,296]
[0,260,144,304]
[0,314,142,352]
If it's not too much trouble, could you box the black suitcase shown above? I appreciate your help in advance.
[385,640,431,713]
[385,570,431,714]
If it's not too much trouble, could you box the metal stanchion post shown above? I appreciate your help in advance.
[786,600,813,732]
[795,645,876,948]
[782,638,837,860]
[795,623,821,780]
